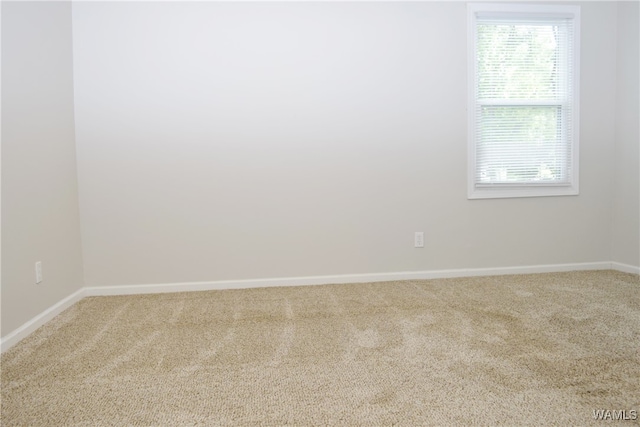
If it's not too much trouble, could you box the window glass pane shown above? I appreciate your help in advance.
[477,106,569,184]
[477,22,565,100]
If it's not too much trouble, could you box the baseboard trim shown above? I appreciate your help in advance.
[83,261,613,297]
[2,260,634,353]
[611,262,640,275]
[0,287,86,354]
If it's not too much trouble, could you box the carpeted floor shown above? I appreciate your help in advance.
[1,270,639,426]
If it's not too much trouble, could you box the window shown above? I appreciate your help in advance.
[467,4,580,199]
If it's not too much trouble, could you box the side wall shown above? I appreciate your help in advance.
[72,2,618,287]
[1,2,84,336]
[612,1,640,269]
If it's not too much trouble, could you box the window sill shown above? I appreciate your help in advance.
[468,184,579,200]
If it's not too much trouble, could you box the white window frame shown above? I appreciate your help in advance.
[467,3,581,199]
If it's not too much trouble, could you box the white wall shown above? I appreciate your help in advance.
[612,1,640,268]
[1,2,84,335]
[71,2,620,287]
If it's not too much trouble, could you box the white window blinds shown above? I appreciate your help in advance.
[468,5,580,199]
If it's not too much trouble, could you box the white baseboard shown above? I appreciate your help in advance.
[83,261,613,297]
[0,288,86,353]
[611,262,640,275]
[2,260,635,353]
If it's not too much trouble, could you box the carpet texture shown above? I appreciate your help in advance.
[1,270,639,426]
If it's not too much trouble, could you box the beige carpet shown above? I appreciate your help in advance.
[1,270,639,426]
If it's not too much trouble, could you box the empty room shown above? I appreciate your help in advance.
[1,0,638,425]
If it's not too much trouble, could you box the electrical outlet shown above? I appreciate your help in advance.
[414,232,424,248]
[35,261,43,284]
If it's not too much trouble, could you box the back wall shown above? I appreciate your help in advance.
[72,2,619,287]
